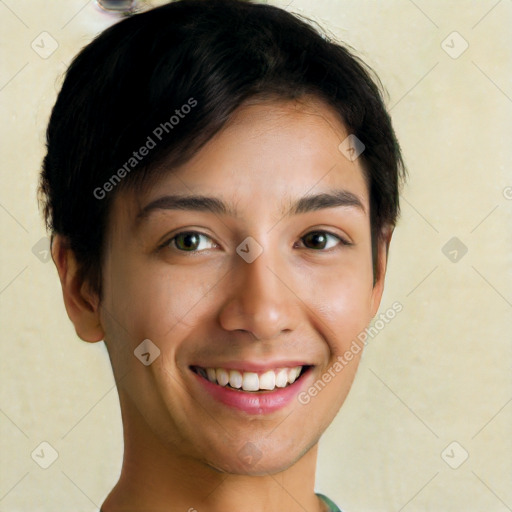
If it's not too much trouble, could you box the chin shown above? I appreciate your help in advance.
[206,456,297,477]
[201,437,314,476]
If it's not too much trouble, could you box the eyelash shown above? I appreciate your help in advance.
[158,230,353,254]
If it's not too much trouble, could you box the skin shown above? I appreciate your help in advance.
[52,96,392,512]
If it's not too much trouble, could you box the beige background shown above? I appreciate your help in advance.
[1,0,511,510]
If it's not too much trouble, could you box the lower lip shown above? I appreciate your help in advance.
[190,367,313,415]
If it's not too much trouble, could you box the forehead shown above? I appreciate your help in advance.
[113,96,369,226]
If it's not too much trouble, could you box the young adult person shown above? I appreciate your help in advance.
[38,1,405,510]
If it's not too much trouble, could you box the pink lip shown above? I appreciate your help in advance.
[190,366,313,415]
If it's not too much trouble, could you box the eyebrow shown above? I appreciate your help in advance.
[135,189,365,226]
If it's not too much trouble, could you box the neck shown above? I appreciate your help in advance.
[101,393,326,512]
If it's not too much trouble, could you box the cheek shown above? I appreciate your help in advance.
[102,250,218,343]
[307,255,374,355]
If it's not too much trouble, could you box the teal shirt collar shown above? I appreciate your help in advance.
[316,492,343,512]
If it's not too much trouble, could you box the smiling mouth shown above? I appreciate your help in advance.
[190,365,312,393]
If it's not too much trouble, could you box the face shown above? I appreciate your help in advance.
[99,96,387,475]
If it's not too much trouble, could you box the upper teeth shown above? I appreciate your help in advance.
[199,366,303,392]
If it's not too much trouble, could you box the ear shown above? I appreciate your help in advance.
[51,234,105,342]
[370,227,394,318]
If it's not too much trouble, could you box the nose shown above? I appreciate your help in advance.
[218,244,301,341]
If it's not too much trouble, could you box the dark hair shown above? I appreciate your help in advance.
[38,0,405,301]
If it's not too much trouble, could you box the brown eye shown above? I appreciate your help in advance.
[300,231,348,251]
